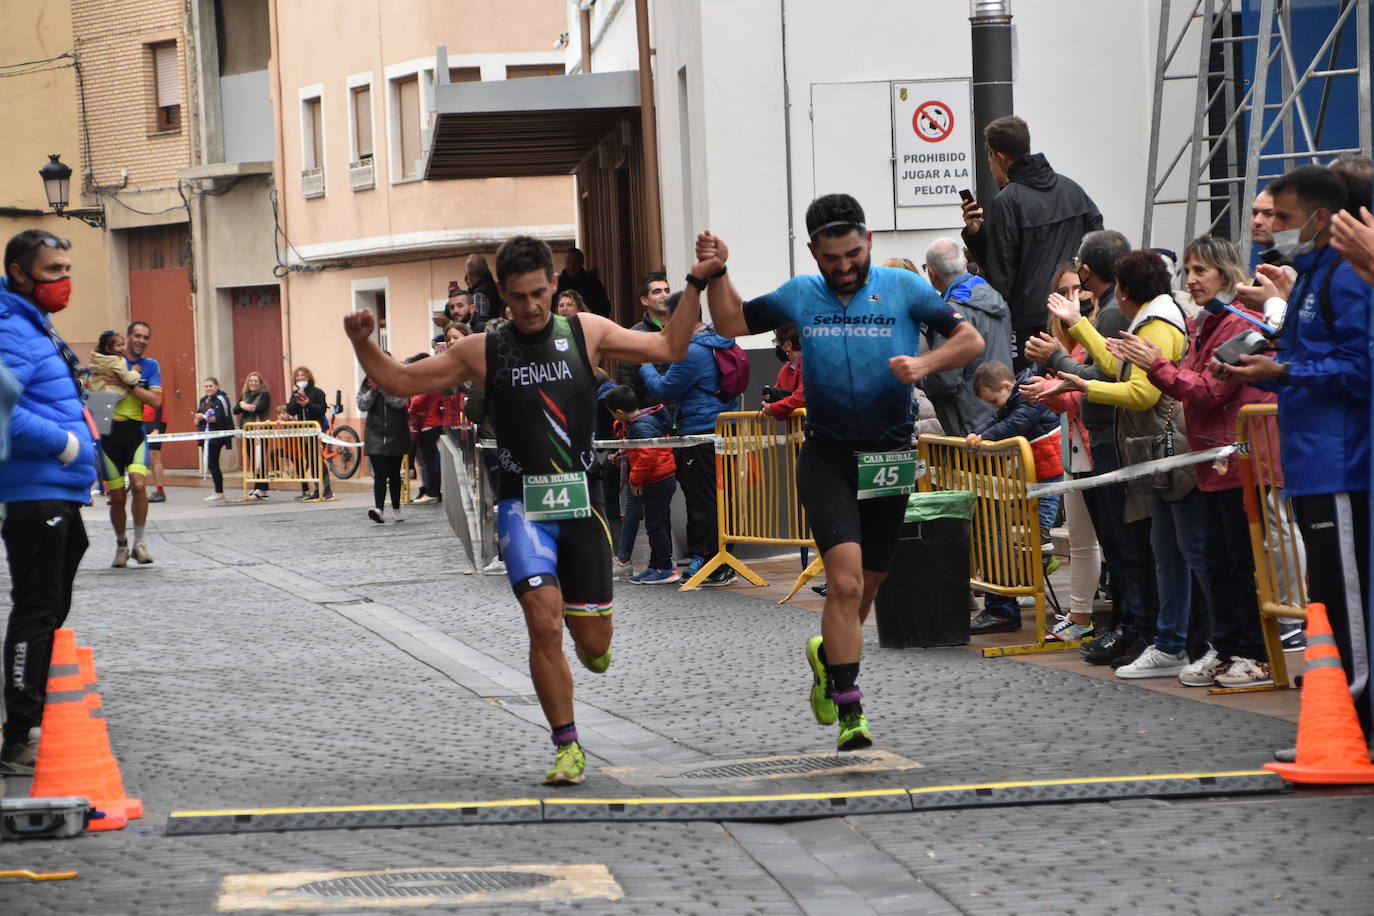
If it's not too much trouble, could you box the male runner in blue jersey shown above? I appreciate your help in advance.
[345,236,709,784]
[699,194,984,749]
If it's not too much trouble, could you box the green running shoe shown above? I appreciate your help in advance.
[836,713,873,752]
[543,741,586,785]
[576,644,612,674]
[805,636,838,725]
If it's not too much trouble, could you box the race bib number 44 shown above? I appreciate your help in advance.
[523,472,592,521]
[856,450,919,500]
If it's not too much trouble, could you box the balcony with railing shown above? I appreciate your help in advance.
[348,157,375,191]
[300,167,325,199]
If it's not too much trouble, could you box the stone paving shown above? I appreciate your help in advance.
[1,491,1371,915]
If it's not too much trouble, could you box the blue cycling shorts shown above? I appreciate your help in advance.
[497,498,613,616]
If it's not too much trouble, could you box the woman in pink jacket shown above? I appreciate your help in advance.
[1107,236,1275,688]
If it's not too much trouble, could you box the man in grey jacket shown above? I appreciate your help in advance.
[920,238,1014,435]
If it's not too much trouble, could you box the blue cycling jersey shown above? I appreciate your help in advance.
[743,265,964,445]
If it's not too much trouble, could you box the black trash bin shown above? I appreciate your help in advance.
[875,490,974,648]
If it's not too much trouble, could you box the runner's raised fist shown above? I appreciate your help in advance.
[343,309,376,343]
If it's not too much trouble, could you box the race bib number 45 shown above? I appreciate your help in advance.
[856,450,919,500]
[523,472,592,521]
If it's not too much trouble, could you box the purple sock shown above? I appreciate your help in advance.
[551,723,578,747]
[830,686,863,707]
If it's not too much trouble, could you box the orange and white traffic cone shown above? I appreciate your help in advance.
[29,629,142,830]
[1265,603,1374,785]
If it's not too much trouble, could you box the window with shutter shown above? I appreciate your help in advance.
[505,63,564,79]
[304,97,323,170]
[397,75,420,179]
[151,41,181,131]
[448,66,480,83]
[352,86,372,160]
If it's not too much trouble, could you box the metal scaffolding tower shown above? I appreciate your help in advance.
[1143,0,1371,260]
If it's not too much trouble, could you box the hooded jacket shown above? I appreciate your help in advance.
[0,277,96,504]
[616,403,675,487]
[922,273,1014,435]
[962,153,1103,331]
[970,367,1063,483]
[1258,245,1371,498]
[639,326,742,435]
[618,313,666,408]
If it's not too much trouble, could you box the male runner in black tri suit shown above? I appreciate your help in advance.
[345,236,709,784]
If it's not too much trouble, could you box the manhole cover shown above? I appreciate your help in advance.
[679,755,857,780]
[290,870,556,898]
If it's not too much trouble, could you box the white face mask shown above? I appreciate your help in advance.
[1270,212,1318,261]
[295,380,308,389]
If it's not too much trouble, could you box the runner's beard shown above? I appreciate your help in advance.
[824,256,871,295]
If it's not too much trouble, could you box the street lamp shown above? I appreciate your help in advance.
[38,154,104,228]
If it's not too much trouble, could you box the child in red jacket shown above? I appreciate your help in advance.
[605,385,678,584]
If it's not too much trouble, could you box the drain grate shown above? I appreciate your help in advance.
[491,695,542,707]
[679,755,857,780]
[290,869,556,898]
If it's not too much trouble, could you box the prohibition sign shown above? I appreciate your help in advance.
[913,100,954,143]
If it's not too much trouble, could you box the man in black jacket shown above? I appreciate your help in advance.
[465,255,503,333]
[553,247,612,318]
[617,272,671,408]
[961,116,1103,370]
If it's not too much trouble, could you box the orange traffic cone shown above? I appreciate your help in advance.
[29,629,142,830]
[1265,603,1374,785]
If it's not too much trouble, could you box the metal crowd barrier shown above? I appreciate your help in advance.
[240,421,325,499]
[917,433,1073,657]
[1236,403,1306,692]
[680,410,817,594]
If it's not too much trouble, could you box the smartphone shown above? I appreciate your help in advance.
[959,189,974,203]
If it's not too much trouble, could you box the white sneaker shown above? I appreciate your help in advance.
[1177,647,1225,687]
[1115,645,1189,679]
[1214,657,1274,688]
[204,492,224,501]
[391,508,405,523]
[612,557,633,579]
[482,557,506,575]
[412,495,438,505]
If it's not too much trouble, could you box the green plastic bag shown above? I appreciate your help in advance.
[904,489,974,523]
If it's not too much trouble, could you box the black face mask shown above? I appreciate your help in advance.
[774,345,789,363]
[1079,295,1095,317]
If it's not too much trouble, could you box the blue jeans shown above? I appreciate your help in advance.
[638,476,677,570]
[1038,474,1063,540]
[616,487,644,562]
[1150,489,1212,655]
[983,473,1064,619]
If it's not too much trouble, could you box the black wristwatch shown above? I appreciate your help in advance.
[1276,363,1292,385]
[684,272,708,292]
[710,265,728,279]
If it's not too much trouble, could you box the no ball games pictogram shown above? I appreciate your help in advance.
[912,100,954,143]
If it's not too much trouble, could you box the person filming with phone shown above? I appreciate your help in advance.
[761,323,805,419]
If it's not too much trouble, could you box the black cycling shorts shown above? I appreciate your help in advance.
[797,438,908,573]
[100,419,149,487]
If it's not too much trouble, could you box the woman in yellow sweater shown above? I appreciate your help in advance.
[1034,251,1206,681]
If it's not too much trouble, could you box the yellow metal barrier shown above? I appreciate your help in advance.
[679,410,817,594]
[1236,404,1305,692]
[918,433,1076,657]
[400,454,412,505]
[241,421,325,499]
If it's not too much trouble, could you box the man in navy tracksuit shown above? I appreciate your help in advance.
[0,229,95,775]
[1224,165,1373,750]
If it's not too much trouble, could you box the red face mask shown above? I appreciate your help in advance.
[30,276,72,313]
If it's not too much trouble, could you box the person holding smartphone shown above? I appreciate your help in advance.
[761,322,805,419]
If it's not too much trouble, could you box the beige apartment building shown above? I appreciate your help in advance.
[0,0,110,355]
[269,0,575,404]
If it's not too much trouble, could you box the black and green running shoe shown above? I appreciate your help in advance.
[805,636,838,725]
[836,712,873,752]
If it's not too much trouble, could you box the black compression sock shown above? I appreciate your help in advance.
[827,662,862,717]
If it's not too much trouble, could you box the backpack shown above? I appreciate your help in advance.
[710,343,751,400]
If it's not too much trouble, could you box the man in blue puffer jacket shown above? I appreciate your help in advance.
[639,291,742,586]
[1224,165,1373,749]
[0,229,95,775]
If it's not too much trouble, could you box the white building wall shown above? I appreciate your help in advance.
[591,1,1188,333]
